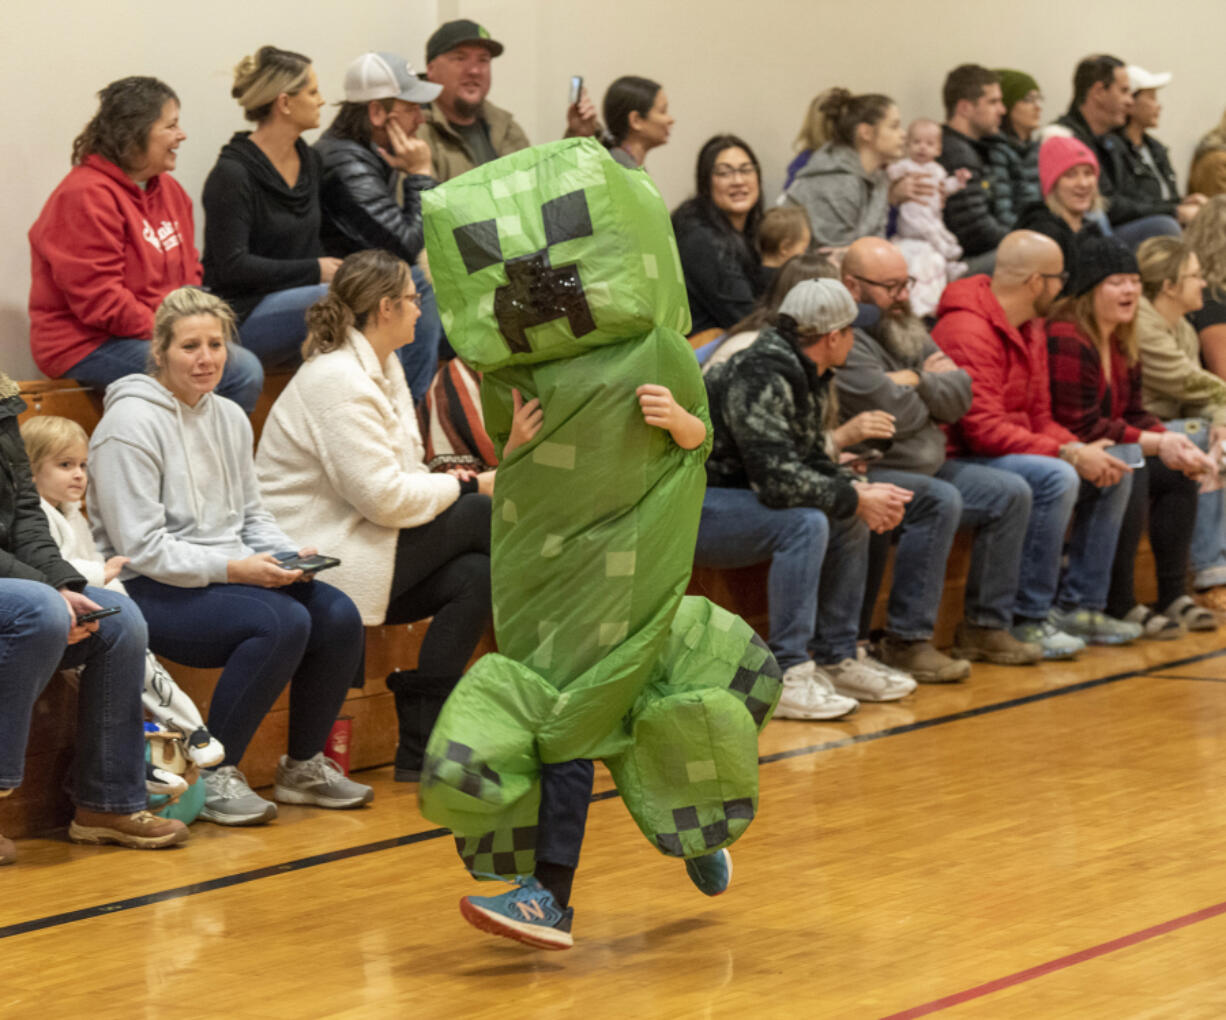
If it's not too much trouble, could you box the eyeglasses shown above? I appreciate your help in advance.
[851,274,915,298]
[1039,271,1070,285]
[712,163,757,180]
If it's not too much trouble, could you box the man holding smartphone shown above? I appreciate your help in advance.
[420,19,599,182]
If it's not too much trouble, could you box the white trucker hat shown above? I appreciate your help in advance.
[343,52,442,104]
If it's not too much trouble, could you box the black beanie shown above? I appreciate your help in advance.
[1066,236,1139,297]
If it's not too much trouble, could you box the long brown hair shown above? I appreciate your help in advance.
[302,250,410,359]
[1049,290,1138,365]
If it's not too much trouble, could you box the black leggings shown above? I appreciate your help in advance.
[1107,457,1197,617]
[386,493,492,678]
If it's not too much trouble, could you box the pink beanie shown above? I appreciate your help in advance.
[1039,136,1100,198]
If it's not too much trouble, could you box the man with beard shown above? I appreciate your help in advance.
[420,20,600,182]
[931,231,1132,658]
[838,238,1041,679]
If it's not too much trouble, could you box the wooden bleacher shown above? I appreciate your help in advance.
[0,376,1156,839]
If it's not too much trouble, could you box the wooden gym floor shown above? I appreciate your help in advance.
[3,631,1226,1019]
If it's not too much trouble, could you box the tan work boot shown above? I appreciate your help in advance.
[950,621,1043,665]
[878,635,971,683]
[69,809,188,849]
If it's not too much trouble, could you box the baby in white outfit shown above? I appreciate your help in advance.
[889,119,967,264]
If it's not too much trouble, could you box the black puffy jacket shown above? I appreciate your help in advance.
[315,133,437,263]
[938,126,1010,257]
[0,377,84,589]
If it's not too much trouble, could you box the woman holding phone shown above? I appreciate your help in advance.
[256,251,526,783]
[88,286,371,826]
[1046,237,1214,638]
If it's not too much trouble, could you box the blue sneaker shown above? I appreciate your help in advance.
[459,876,574,950]
[685,848,733,896]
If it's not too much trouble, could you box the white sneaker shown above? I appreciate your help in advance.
[837,648,919,702]
[773,661,858,721]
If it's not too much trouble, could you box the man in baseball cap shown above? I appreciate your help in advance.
[420,18,599,182]
[314,52,446,401]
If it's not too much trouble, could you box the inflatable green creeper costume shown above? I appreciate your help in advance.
[419,139,781,878]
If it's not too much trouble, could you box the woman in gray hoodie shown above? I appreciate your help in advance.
[88,286,372,827]
[782,88,907,251]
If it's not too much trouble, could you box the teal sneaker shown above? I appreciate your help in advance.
[459,876,574,950]
[1048,607,1142,646]
[1009,619,1086,660]
[685,848,732,896]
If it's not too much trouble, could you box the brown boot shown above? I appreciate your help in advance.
[878,635,971,683]
[69,809,188,849]
[950,621,1043,665]
[0,834,14,865]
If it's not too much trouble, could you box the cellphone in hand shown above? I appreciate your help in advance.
[274,551,341,575]
[569,75,583,105]
[1104,443,1145,469]
[76,605,122,624]
[845,448,885,469]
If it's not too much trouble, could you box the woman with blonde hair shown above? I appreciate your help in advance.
[202,46,339,369]
[1135,235,1226,608]
[257,250,535,782]
[88,285,371,825]
[1188,108,1226,199]
[1046,237,1213,638]
[1185,194,1226,379]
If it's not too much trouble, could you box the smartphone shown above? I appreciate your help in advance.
[845,448,885,469]
[568,75,583,105]
[274,553,341,574]
[76,605,122,624]
[1105,443,1145,468]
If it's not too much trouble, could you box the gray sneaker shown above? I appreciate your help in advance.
[200,765,278,826]
[1048,607,1142,646]
[274,753,374,809]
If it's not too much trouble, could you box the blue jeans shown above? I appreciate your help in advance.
[956,454,1085,618]
[238,284,331,371]
[1062,474,1135,610]
[693,487,867,668]
[395,265,443,405]
[123,577,363,765]
[68,338,264,414]
[1112,215,1182,250]
[1165,418,1226,585]
[0,581,147,812]
[869,461,1033,633]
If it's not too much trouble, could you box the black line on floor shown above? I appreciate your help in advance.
[4,647,1225,941]
[1147,674,1226,683]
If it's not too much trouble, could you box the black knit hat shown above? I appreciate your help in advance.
[1066,236,1139,297]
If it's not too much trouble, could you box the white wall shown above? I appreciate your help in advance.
[4,0,1224,378]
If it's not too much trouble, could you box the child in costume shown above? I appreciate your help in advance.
[21,415,225,784]
[418,138,783,950]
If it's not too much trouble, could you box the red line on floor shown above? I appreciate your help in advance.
[881,898,1226,1018]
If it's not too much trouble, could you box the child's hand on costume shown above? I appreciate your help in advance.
[103,555,129,585]
[504,388,543,456]
[636,384,707,451]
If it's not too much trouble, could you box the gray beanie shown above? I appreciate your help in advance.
[777,279,858,335]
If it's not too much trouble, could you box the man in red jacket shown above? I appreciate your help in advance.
[932,230,1136,656]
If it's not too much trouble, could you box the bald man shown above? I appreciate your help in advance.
[837,238,1040,675]
[932,231,1132,658]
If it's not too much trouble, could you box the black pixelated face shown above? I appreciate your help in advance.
[453,188,598,353]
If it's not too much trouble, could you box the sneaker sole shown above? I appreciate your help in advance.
[197,804,278,826]
[187,750,225,768]
[459,897,573,950]
[907,666,972,684]
[831,684,914,702]
[686,849,733,896]
[772,702,858,721]
[68,822,188,848]
[273,785,374,809]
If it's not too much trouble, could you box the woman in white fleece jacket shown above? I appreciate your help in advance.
[257,250,530,782]
[88,286,373,826]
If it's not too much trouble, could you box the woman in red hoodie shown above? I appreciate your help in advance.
[28,78,264,412]
[1046,236,1214,636]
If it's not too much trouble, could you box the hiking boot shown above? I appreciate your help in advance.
[274,752,373,809]
[877,635,971,683]
[951,621,1043,665]
[1048,607,1142,646]
[199,765,278,825]
[826,653,916,701]
[1009,618,1085,659]
[460,875,575,950]
[773,661,858,720]
[69,809,188,849]
[685,848,732,896]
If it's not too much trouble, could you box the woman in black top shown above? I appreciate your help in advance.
[202,46,341,370]
[671,134,766,336]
